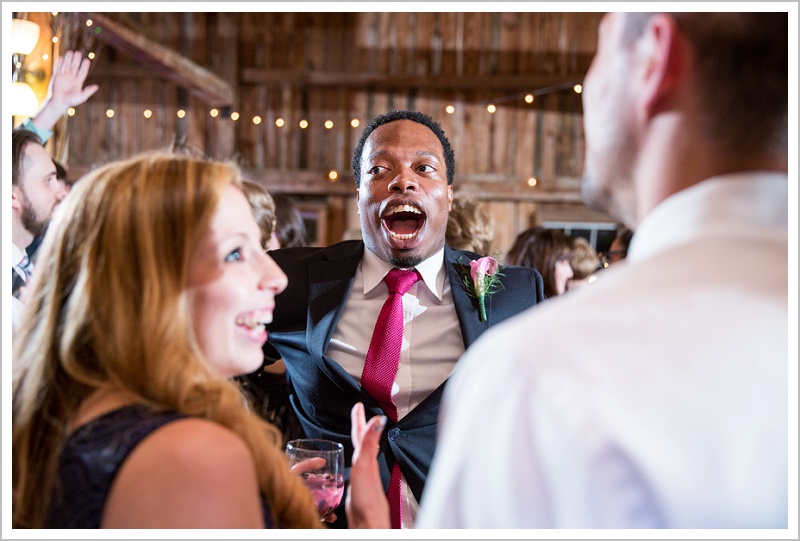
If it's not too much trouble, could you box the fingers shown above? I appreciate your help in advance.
[289,456,326,475]
[361,414,387,454]
[350,402,367,460]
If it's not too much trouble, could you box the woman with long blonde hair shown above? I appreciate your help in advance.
[12,151,383,529]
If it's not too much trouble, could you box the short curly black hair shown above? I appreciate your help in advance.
[351,109,455,188]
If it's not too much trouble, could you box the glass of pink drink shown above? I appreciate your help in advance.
[285,439,345,520]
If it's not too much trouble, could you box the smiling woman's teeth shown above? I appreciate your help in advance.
[236,313,272,330]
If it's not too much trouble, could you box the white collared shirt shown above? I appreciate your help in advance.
[328,246,464,528]
[418,173,789,528]
[12,243,29,282]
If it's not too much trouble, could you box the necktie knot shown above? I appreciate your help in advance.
[384,268,420,295]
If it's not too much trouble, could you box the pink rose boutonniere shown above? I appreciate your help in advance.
[463,256,505,322]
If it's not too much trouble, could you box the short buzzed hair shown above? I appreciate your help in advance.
[351,109,456,188]
[12,129,44,187]
[623,13,787,156]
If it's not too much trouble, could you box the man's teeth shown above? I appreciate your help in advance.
[390,231,417,240]
[385,204,421,216]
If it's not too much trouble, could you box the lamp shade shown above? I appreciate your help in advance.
[10,82,40,117]
[12,19,41,55]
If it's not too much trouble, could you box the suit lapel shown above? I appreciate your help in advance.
[444,246,490,348]
[307,242,364,355]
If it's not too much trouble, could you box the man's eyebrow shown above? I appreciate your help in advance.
[366,149,439,161]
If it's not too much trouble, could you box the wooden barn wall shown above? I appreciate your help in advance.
[49,11,615,251]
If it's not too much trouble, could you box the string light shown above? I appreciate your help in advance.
[177,109,186,118]
[86,19,93,27]
[106,109,114,118]
[253,116,262,125]
[445,105,455,114]
[143,109,152,118]
[328,170,339,181]
[88,52,95,60]
[299,119,308,129]
[231,112,240,121]
[67,108,76,117]
[324,120,333,129]
[350,118,360,128]
[275,118,284,127]
[42,53,48,61]
[209,108,219,118]
[472,80,583,114]
[527,177,538,187]
[52,36,58,44]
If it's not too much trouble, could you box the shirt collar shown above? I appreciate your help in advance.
[11,243,26,267]
[362,246,446,300]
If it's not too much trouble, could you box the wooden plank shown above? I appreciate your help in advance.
[207,12,238,160]
[77,12,234,106]
[498,12,520,75]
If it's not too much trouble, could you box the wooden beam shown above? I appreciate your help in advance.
[78,12,235,107]
[240,68,588,92]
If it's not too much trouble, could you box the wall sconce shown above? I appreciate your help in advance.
[11,81,40,118]
[10,18,42,117]
[12,19,41,55]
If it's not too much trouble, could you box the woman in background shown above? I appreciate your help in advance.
[506,227,574,299]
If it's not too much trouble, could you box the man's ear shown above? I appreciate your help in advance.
[637,14,688,120]
[11,186,23,212]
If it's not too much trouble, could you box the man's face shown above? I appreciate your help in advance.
[14,143,68,237]
[356,119,453,268]
[581,13,639,225]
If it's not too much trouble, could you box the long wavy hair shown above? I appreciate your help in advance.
[12,151,322,529]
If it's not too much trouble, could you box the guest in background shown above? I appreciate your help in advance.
[600,224,634,268]
[506,226,574,298]
[11,51,98,335]
[240,180,277,249]
[12,151,384,529]
[419,12,788,528]
[269,193,308,249]
[566,236,601,292]
[11,129,69,340]
[445,196,494,256]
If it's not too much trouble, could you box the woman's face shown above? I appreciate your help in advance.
[554,258,575,296]
[186,185,288,378]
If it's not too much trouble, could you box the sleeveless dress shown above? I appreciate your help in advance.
[45,404,275,528]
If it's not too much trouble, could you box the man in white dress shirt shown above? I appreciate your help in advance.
[417,12,790,528]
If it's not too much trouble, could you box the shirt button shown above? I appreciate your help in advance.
[389,428,401,440]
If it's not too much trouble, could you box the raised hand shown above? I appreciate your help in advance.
[30,50,100,133]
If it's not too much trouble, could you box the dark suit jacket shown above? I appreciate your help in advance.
[259,240,544,524]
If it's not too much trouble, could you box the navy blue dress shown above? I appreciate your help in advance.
[45,404,275,528]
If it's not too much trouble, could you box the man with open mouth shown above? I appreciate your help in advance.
[250,109,545,528]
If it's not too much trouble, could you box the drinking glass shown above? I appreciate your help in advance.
[285,438,345,520]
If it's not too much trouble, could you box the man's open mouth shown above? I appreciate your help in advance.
[382,203,426,241]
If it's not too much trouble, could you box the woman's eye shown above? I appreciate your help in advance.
[225,249,243,262]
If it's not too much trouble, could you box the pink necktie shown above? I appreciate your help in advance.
[361,268,420,529]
